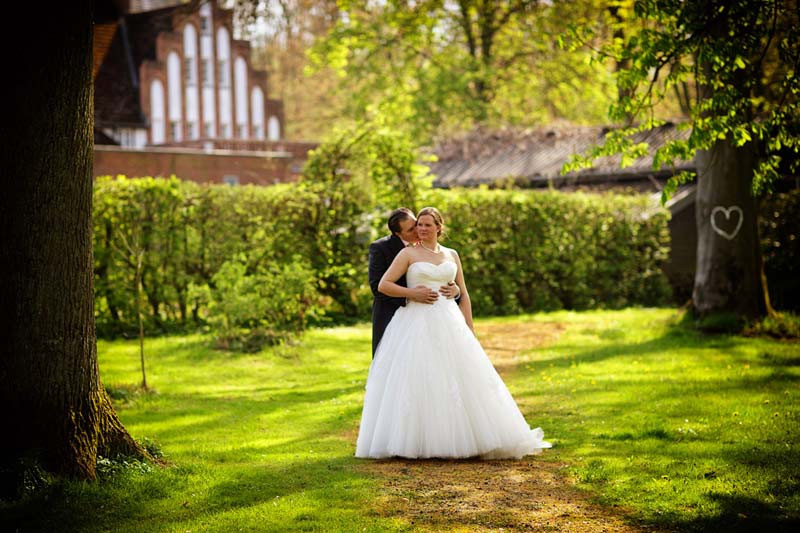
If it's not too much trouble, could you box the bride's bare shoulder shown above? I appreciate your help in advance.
[441,246,459,260]
[397,245,421,261]
[396,246,413,258]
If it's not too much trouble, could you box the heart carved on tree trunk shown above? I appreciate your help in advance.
[710,205,744,240]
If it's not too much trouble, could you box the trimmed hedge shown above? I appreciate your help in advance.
[93,176,369,341]
[420,188,673,314]
[93,177,675,338]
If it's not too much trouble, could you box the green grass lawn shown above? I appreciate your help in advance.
[505,309,800,531]
[2,308,799,532]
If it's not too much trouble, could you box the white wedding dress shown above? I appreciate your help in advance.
[356,260,551,459]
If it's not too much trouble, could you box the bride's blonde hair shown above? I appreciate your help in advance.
[416,207,445,239]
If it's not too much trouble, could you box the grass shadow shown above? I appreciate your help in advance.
[507,311,800,532]
[662,492,800,532]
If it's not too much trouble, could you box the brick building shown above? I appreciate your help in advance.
[93,0,315,185]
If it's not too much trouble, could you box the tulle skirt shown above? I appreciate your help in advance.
[355,299,551,459]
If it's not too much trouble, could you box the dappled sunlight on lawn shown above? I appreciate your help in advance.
[502,309,800,531]
[5,309,797,532]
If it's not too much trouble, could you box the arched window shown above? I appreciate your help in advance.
[200,4,215,137]
[216,27,232,138]
[268,116,281,141]
[250,87,265,140]
[183,24,197,84]
[167,51,183,141]
[150,79,165,144]
[234,57,249,139]
[183,24,199,139]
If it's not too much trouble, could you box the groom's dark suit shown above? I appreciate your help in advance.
[368,234,407,357]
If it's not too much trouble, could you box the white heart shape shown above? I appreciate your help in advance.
[710,205,744,240]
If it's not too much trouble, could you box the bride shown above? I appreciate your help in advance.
[355,207,551,459]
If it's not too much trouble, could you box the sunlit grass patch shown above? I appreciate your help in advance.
[1,308,797,532]
[511,308,800,531]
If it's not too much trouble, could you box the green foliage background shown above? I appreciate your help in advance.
[93,174,799,341]
[93,176,676,339]
[422,188,673,313]
[306,0,621,143]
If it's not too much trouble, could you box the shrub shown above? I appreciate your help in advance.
[743,311,800,339]
[93,177,680,335]
[94,176,192,336]
[419,188,673,315]
[207,255,322,351]
[95,456,153,479]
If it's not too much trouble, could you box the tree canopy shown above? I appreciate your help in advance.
[565,0,800,201]
[303,0,631,142]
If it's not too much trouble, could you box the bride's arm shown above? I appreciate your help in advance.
[378,249,438,303]
[452,250,474,331]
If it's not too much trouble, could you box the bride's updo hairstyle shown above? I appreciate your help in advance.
[416,207,445,239]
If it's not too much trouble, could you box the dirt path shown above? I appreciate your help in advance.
[359,321,662,532]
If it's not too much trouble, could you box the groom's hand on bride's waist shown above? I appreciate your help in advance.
[439,281,460,300]
[408,285,438,304]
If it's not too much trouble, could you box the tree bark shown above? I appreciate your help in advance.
[693,137,766,320]
[0,2,147,482]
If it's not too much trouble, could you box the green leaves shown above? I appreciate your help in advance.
[577,0,800,198]
[307,0,618,142]
[207,255,322,351]
[93,177,328,337]
[93,176,675,338]
[419,187,673,314]
[301,120,433,211]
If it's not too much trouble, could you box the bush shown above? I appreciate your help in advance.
[92,177,678,336]
[94,176,191,337]
[95,456,153,479]
[419,188,673,315]
[743,311,800,339]
[206,255,323,351]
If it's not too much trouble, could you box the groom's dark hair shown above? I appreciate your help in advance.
[388,207,415,234]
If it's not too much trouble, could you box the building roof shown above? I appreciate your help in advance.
[94,4,191,128]
[93,22,119,79]
[429,123,694,189]
[123,5,181,68]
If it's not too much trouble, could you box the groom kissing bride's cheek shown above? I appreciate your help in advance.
[367,207,459,357]
[358,206,551,460]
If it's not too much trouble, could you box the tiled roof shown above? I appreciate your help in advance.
[430,123,694,188]
[94,5,186,128]
[94,20,146,126]
[93,22,118,80]
[124,6,180,68]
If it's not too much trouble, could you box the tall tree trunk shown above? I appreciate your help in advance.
[0,1,147,482]
[693,137,766,320]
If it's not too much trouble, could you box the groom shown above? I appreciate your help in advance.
[368,207,459,357]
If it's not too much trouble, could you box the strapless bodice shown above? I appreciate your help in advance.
[406,261,457,299]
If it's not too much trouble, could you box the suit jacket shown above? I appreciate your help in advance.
[369,234,407,357]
